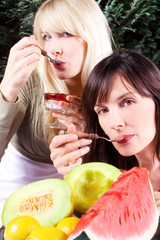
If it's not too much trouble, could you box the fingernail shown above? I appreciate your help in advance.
[66,95,72,101]
[70,134,78,140]
[82,146,90,154]
[52,112,58,117]
[84,139,92,144]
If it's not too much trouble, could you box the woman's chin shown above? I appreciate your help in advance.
[118,150,134,157]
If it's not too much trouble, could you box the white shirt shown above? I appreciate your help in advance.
[0,143,63,226]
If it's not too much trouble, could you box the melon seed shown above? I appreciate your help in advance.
[18,192,54,215]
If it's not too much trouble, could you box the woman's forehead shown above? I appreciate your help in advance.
[40,16,73,34]
[96,74,135,103]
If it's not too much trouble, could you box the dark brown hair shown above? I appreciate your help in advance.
[82,49,160,169]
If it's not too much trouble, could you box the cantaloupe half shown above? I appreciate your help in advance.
[2,179,73,227]
[65,162,122,213]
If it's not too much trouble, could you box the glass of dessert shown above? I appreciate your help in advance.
[44,93,70,129]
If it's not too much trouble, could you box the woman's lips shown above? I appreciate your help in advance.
[116,134,135,143]
[53,61,65,69]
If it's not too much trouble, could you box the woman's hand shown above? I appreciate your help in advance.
[154,191,160,215]
[0,35,41,103]
[49,124,92,177]
[52,95,85,132]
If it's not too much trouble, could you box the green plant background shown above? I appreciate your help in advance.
[0,0,160,80]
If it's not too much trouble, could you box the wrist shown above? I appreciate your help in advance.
[0,86,19,103]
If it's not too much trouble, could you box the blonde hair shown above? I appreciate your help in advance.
[32,0,113,143]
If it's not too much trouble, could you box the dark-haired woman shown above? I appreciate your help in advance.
[50,50,160,213]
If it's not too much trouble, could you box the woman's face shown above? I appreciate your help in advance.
[42,31,87,80]
[94,74,156,157]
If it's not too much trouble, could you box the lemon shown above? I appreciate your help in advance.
[4,216,40,240]
[56,217,79,237]
[27,226,67,240]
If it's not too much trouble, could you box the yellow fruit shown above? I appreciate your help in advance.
[27,226,67,240]
[56,217,79,237]
[4,216,40,240]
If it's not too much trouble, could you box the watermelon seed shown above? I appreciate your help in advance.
[147,200,151,208]
[138,211,141,219]
[126,207,130,217]
[124,213,127,222]
[119,216,122,225]
[133,213,136,222]
[144,207,147,214]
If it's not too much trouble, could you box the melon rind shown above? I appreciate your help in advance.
[65,162,122,213]
[69,167,159,240]
[2,178,73,227]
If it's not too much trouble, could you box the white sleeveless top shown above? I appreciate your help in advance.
[0,143,63,226]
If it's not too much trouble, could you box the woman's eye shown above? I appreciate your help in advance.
[42,34,51,40]
[122,99,134,106]
[95,107,108,115]
[62,32,73,37]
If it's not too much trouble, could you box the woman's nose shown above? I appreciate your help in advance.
[50,38,63,56]
[109,111,125,130]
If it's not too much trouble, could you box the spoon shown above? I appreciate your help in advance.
[72,132,124,142]
[41,49,61,65]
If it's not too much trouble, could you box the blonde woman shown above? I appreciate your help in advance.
[0,0,112,222]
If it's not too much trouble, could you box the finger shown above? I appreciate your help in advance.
[16,45,41,59]
[51,138,92,160]
[50,133,78,149]
[60,158,83,176]
[13,35,38,51]
[54,146,89,170]
[52,111,84,122]
[57,117,81,127]
[59,101,82,114]
[59,146,90,167]
[67,123,77,133]
[21,52,41,66]
[58,119,85,132]
[10,46,41,70]
[66,95,82,105]
[50,139,92,164]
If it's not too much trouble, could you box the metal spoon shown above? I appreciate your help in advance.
[72,132,124,142]
[41,49,61,65]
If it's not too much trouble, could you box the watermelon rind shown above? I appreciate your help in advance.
[74,231,90,240]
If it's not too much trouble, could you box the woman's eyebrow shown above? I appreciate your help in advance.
[94,103,107,108]
[94,91,136,107]
[116,91,136,101]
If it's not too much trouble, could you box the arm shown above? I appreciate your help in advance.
[0,93,19,157]
[0,35,41,158]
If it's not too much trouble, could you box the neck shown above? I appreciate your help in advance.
[135,144,160,191]
[135,141,156,170]
[65,73,83,97]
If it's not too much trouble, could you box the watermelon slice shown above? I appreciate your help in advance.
[69,167,159,240]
